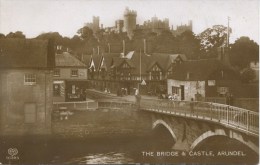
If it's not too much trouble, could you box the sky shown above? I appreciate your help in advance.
[0,0,259,43]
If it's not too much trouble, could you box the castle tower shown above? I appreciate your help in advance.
[123,7,137,39]
[188,20,193,31]
[115,19,124,33]
[92,16,100,33]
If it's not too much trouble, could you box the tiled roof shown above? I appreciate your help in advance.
[81,55,92,67]
[55,52,86,67]
[130,52,152,75]
[0,38,54,68]
[102,53,121,69]
[169,59,240,81]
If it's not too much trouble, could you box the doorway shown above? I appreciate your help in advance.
[180,85,185,100]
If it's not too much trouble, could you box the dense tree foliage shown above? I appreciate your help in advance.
[3,24,258,70]
[176,31,201,60]
[198,25,232,58]
[6,31,26,39]
[0,33,5,39]
[241,68,256,83]
[230,37,259,69]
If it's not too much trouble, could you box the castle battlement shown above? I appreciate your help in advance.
[124,7,137,16]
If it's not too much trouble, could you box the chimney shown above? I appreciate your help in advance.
[97,46,100,55]
[217,46,230,66]
[108,43,111,53]
[92,47,95,55]
[143,39,146,54]
[81,54,84,61]
[122,40,125,55]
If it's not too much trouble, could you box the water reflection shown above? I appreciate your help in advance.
[0,133,258,164]
[64,152,134,164]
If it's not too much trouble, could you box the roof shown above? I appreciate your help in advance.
[169,59,240,81]
[130,52,152,75]
[81,55,92,67]
[102,53,121,69]
[151,53,187,71]
[0,38,54,68]
[55,52,86,67]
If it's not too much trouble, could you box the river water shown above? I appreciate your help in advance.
[0,126,258,164]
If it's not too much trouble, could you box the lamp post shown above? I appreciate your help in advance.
[137,48,146,95]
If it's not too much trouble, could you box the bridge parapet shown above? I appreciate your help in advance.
[140,98,259,136]
[97,100,136,110]
[53,101,98,111]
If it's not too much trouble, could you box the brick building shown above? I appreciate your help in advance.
[167,59,241,101]
[53,52,88,102]
[0,38,55,135]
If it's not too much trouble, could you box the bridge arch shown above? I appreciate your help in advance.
[152,119,177,142]
[190,129,259,155]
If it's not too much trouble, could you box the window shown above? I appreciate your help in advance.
[24,74,36,85]
[24,103,36,123]
[71,69,78,77]
[122,63,129,68]
[172,86,179,94]
[54,69,60,77]
[53,84,61,96]
[217,87,229,95]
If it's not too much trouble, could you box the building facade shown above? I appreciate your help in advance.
[85,49,186,96]
[53,52,88,102]
[0,38,55,135]
[167,59,241,101]
[140,16,170,34]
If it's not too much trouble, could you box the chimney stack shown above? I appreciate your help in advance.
[143,39,146,54]
[108,43,111,53]
[122,40,125,55]
[217,46,230,66]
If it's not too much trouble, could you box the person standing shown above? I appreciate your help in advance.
[190,98,195,115]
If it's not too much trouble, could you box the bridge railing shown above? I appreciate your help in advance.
[53,101,98,111]
[97,100,135,110]
[140,98,259,135]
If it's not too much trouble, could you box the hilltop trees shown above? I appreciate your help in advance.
[176,30,201,60]
[155,30,177,53]
[0,33,5,39]
[198,25,232,58]
[6,31,26,39]
[229,37,259,69]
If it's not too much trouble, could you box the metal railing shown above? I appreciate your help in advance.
[139,98,259,136]
[97,100,135,110]
[53,101,98,110]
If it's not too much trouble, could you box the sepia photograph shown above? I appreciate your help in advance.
[0,0,259,164]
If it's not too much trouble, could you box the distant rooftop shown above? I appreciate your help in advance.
[0,38,54,68]
[55,52,86,67]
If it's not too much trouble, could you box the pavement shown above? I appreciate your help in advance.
[87,89,158,102]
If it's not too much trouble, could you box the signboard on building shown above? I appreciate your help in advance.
[208,80,216,86]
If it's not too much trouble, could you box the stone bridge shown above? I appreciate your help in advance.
[140,98,259,154]
[53,98,259,154]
